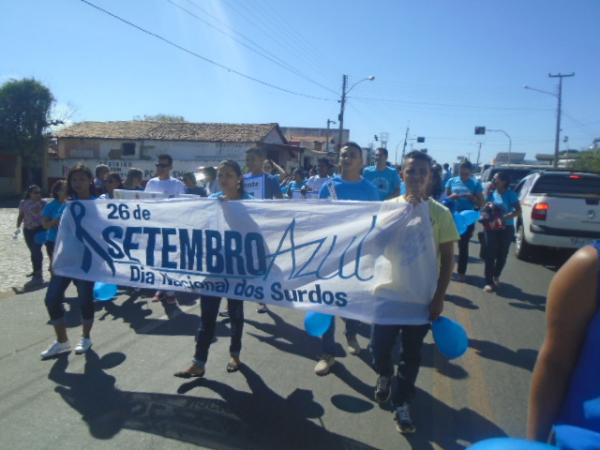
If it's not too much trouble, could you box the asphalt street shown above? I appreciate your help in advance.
[0,236,561,450]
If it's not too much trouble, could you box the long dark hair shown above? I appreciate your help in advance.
[218,159,245,198]
[67,163,96,199]
[23,184,41,200]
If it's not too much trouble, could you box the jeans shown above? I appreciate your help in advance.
[484,226,514,284]
[46,241,55,262]
[44,274,95,325]
[23,226,44,273]
[193,296,244,367]
[457,223,475,275]
[371,324,430,406]
[321,318,360,356]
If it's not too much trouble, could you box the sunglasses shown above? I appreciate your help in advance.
[155,163,170,168]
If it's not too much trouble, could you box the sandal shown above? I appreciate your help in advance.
[174,366,205,379]
[226,359,241,373]
[151,292,164,302]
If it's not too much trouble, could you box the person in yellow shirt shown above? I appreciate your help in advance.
[371,150,458,434]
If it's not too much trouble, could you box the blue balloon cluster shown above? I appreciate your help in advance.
[468,438,557,449]
[93,282,117,301]
[432,316,469,359]
[304,311,333,337]
[34,231,47,245]
[452,210,481,236]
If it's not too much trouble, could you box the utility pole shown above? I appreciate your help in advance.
[325,119,336,153]
[337,74,348,152]
[549,72,575,168]
[401,127,409,161]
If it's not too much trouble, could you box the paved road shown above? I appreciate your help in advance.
[0,233,560,450]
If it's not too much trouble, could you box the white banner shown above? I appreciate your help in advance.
[52,198,438,325]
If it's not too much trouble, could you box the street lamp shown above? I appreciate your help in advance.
[337,74,375,152]
[524,72,574,168]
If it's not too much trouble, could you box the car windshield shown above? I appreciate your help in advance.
[531,174,600,196]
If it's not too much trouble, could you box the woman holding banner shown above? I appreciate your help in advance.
[175,160,252,378]
[40,164,98,359]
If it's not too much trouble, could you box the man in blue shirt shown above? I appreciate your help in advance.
[362,147,401,200]
[315,142,379,376]
[445,160,484,281]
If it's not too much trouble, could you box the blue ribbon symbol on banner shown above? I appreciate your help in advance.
[70,201,116,276]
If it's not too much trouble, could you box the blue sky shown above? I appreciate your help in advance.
[2,0,599,164]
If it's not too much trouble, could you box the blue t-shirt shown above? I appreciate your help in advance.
[319,176,380,201]
[488,189,519,227]
[42,199,66,242]
[285,180,306,198]
[445,176,483,211]
[209,191,253,200]
[362,166,401,200]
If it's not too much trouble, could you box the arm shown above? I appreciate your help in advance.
[504,199,522,222]
[527,246,598,441]
[271,161,287,177]
[429,241,455,320]
[16,210,24,229]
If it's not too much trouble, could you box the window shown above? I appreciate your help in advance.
[531,174,600,196]
[121,142,136,156]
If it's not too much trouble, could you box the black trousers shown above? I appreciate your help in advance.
[484,226,514,284]
[457,224,475,275]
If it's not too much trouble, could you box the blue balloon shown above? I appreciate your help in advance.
[460,209,481,226]
[442,198,455,213]
[94,282,117,301]
[432,316,468,359]
[453,212,468,236]
[304,312,333,337]
[468,438,557,449]
[34,230,47,245]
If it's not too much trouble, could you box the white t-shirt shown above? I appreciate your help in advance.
[144,177,186,196]
[305,175,329,199]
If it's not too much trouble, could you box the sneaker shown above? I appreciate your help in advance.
[314,355,335,376]
[256,303,268,314]
[346,335,361,355]
[374,375,392,404]
[74,337,92,354]
[394,403,416,434]
[218,311,230,318]
[41,341,71,359]
[483,284,495,293]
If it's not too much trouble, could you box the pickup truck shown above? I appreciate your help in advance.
[514,170,600,260]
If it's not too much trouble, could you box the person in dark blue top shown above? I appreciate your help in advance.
[182,172,207,197]
[314,142,379,377]
[528,241,600,447]
[175,160,251,380]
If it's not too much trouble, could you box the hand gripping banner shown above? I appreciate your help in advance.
[52,198,438,325]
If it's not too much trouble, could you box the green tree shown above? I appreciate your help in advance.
[569,150,600,173]
[0,78,55,184]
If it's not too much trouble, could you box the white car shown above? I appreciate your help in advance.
[514,170,600,260]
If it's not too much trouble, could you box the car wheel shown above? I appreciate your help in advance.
[515,224,534,261]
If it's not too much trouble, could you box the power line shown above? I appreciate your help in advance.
[77,0,335,102]
[168,0,338,95]
[352,95,553,112]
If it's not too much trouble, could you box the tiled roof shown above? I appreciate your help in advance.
[55,121,281,143]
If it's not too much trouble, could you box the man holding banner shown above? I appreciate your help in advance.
[372,150,458,434]
[315,142,380,376]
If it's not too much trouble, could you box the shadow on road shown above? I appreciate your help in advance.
[469,339,537,371]
[446,294,480,310]
[495,284,546,312]
[48,350,379,449]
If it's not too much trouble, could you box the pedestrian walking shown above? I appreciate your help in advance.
[315,142,379,376]
[174,160,252,379]
[445,160,484,281]
[528,241,600,447]
[303,158,331,199]
[481,172,521,292]
[145,154,186,304]
[41,164,98,359]
[17,184,47,283]
[362,147,401,200]
[42,179,67,269]
[371,150,458,434]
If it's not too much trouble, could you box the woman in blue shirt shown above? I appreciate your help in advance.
[482,172,521,292]
[445,160,484,281]
[175,160,251,379]
[42,179,67,269]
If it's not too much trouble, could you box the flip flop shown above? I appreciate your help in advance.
[226,361,241,373]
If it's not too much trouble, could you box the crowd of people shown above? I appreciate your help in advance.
[13,142,599,444]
